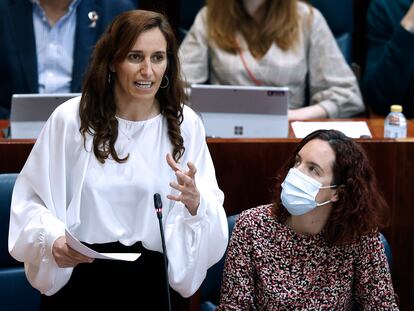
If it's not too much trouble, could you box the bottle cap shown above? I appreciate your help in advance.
[390,105,403,113]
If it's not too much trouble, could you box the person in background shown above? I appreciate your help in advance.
[0,0,135,119]
[362,0,414,118]
[8,10,228,310]
[217,129,399,310]
[179,0,364,120]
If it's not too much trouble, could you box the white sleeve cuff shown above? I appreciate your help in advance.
[182,194,207,223]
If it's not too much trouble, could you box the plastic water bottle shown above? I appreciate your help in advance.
[384,105,407,138]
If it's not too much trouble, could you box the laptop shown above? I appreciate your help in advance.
[10,93,80,139]
[189,84,289,138]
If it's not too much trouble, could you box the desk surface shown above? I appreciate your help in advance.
[1,118,414,139]
[293,118,414,138]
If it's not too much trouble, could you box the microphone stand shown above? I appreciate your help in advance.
[153,193,172,311]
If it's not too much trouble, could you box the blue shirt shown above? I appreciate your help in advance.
[31,0,80,93]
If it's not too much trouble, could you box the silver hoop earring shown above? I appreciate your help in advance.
[160,75,169,89]
[107,71,115,85]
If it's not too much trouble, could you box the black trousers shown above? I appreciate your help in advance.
[39,241,189,311]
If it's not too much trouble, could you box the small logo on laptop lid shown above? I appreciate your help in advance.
[234,126,243,135]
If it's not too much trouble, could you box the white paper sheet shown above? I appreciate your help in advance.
[65,229,140,261]
[291,121,372,138]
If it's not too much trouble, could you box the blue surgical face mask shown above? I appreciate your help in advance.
[281,168,337,216]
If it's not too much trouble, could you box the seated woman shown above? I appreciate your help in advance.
[179,0,364,119]
[217,130,399,310]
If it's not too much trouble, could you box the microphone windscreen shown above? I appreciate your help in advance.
[153,193,163,210]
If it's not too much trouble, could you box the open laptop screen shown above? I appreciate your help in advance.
[10,93,80,139]
[189,84,289,138]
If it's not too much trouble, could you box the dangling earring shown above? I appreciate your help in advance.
[159,75,169,89]
[107,71,115,85]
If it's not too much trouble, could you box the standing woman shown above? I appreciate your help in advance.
[8,10,228,310]
[179,0,364,119]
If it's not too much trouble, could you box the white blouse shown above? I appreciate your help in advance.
[179,3,364,118]
[8,97,228,298]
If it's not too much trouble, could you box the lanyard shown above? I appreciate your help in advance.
[238,42,263,86]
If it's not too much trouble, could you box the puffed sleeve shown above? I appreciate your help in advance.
[217,211,256,310]
[307,8,364,117]
[353,233,399,310]
[164,107,228,297]
[179,7,210,85]
[8,99,88,295]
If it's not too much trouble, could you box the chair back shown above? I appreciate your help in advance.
[309,0,354,63]
[379,233,392,270]
[179,0,204,31]
[200,214,239,311]
[0,173,41,310]
[177,0,204,42]
[0,174,19,266]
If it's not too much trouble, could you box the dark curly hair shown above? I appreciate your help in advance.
[272,130,388,245]
[79,10,186,163]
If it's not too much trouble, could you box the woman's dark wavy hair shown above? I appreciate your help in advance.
[79,10,186,163]
[272,130,389,245]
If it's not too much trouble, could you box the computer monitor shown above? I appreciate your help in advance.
[189,84,289,138]
[10,93,80,139]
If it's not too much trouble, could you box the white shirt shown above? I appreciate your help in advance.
[179,3,364,118]
[8,97,228,297]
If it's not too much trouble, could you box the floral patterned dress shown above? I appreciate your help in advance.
[217,205,399,310]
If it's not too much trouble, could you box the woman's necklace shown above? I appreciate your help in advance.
[116,104,159,141]
[117,117,148,141]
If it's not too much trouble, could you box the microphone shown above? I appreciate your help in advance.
[153,193,172,311]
